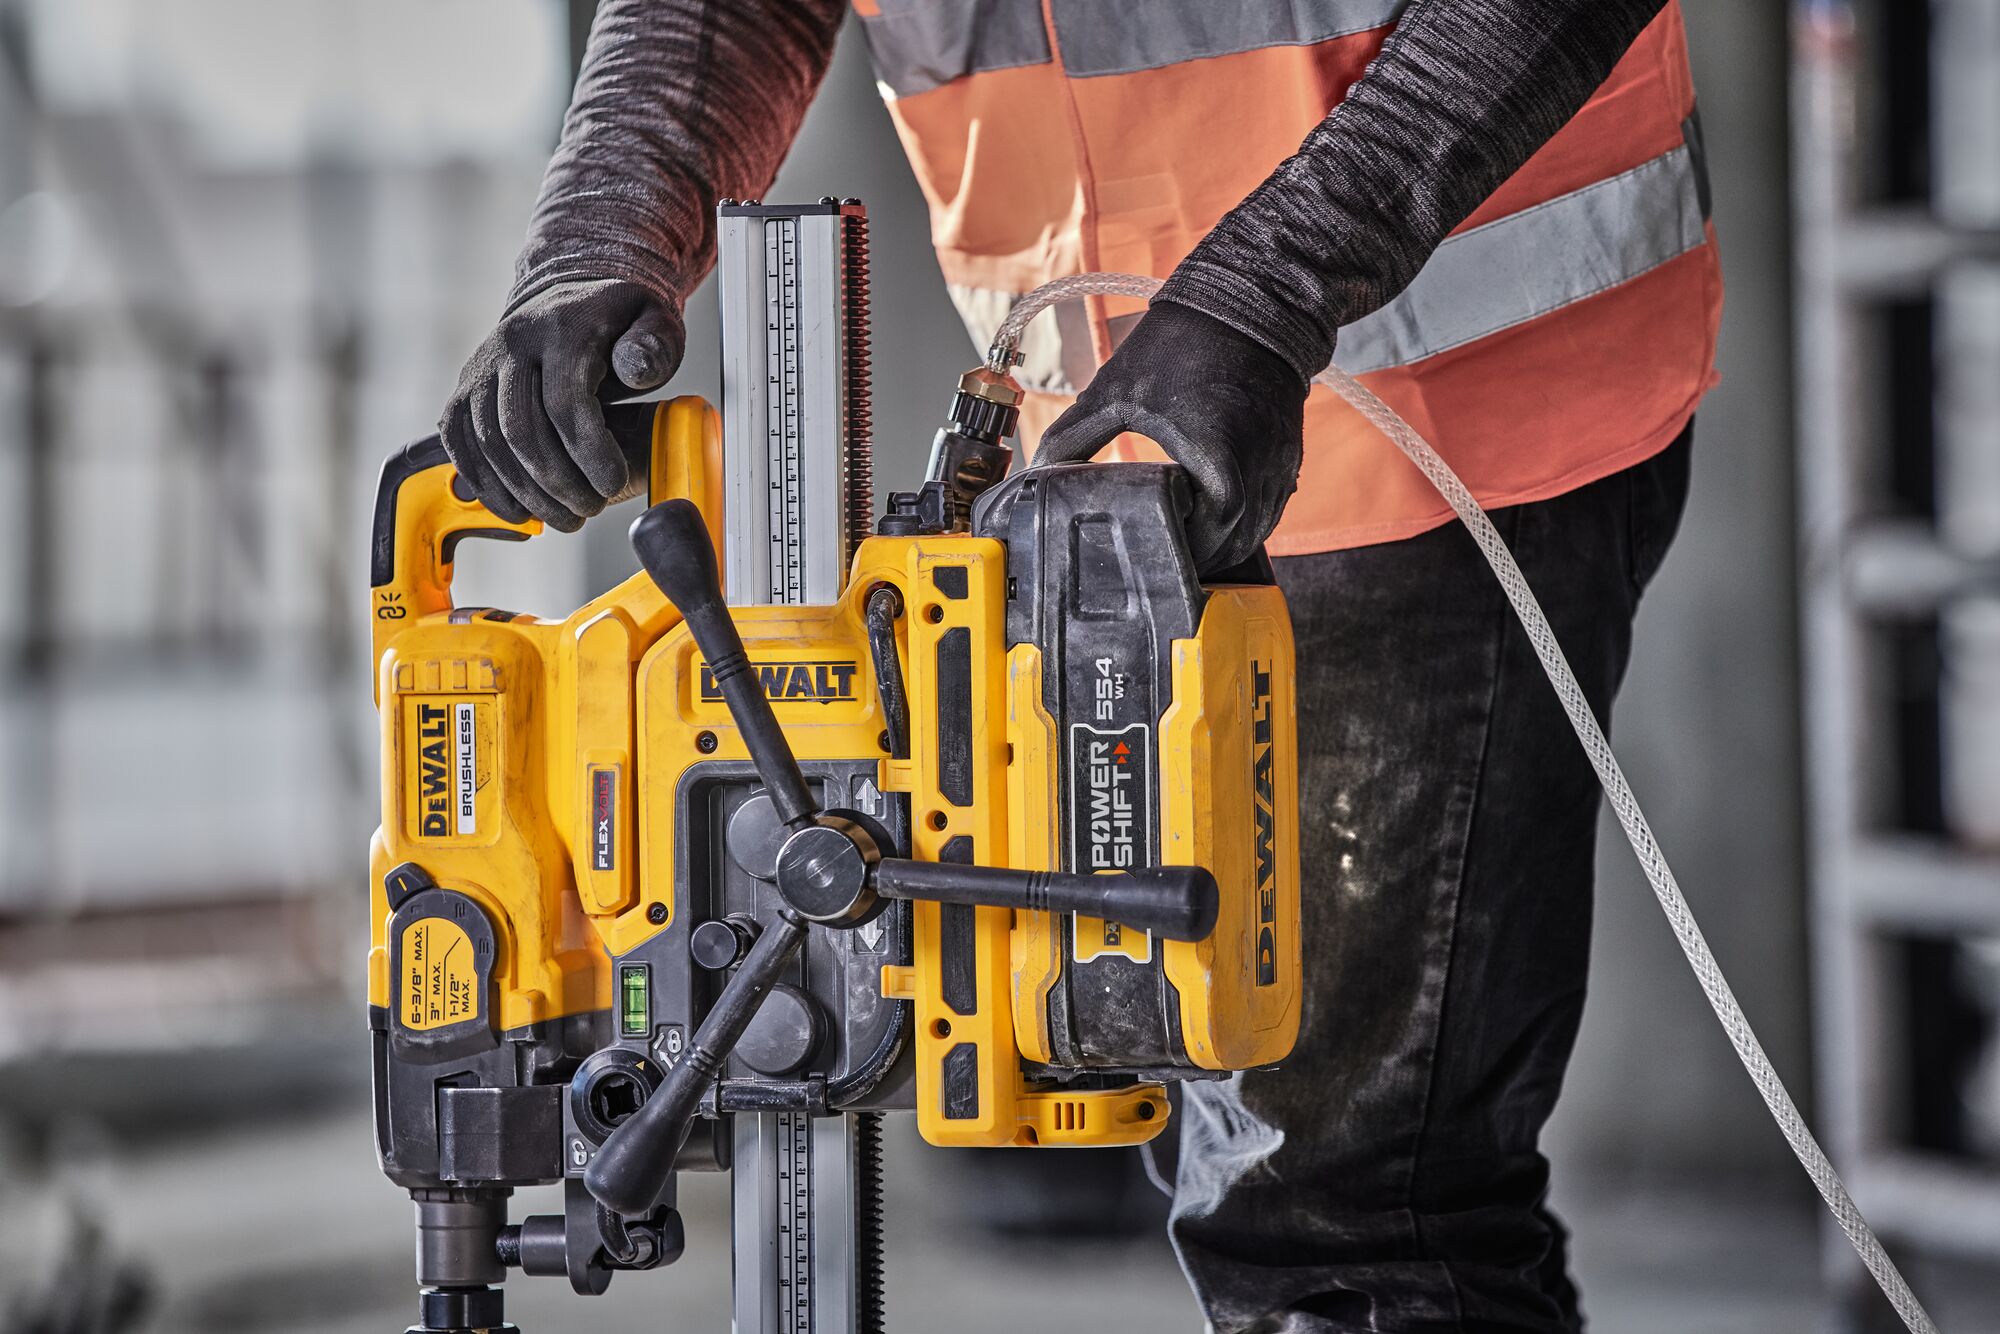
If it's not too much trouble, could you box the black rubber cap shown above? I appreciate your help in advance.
[736,984,823,1076]
[689,918,751,971]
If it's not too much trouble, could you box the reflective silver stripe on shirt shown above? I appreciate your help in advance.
[861,0,1408,98]
[858,0,1051,99]
[1049,0,1408,78]
[944,144,1708,390]
[1333,143,1710,375]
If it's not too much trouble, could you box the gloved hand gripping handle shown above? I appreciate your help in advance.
[370,402,675,682]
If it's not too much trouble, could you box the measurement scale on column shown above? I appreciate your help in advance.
[721,198,865,609]
[779,1113,813,1325]
[715,197,877,1334]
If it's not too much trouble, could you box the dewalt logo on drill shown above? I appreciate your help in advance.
[1251,662,1278,987]
[697,660,859,705]
[402,695,492,843]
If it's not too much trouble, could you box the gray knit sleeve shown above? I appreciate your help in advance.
[505,0,848,315]
[1157,0,1672,382]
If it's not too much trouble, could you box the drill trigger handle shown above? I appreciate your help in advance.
[373,404,658,584]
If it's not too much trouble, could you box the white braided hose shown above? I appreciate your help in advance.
[993,273,1940,1334]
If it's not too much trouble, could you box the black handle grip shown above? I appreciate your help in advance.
[629,499,819,829]
[369,404,661,594]
[455,401,658,507]
[871,861,1219,943]
[596,402,664,505]
[585,913,810,1218]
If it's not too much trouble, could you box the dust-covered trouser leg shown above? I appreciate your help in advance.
[1171,430,1693,1333]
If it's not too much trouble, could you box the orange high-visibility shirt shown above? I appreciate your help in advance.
[854,1,1722,555]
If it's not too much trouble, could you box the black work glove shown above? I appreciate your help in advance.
[439,278,684,531]
[1036,302,1308,573]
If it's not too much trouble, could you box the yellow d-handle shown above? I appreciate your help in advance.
[367,397,722,685]
[645,394,725,551]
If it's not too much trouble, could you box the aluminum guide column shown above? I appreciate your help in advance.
[717,199,870,1334]
[717,202,857,606]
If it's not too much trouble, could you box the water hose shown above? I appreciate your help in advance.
[989,272,1941,1334]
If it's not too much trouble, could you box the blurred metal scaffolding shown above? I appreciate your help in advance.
[0,0,568,1076]
[1794,0,2000,1320]
[0,13,357,1068]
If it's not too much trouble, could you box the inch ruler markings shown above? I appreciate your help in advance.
[776,1111,814,1334]
[765,218,808,605]
[722,201,864,1334]
[760,217,817,1334]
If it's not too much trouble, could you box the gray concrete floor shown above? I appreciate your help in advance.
[0,1103,1993,1334]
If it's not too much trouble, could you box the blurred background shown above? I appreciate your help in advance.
[0,1,1997,1331]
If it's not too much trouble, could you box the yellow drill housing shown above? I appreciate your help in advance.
[368,396,1300,1181]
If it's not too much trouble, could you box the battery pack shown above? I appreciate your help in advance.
[977,464,1302,1075]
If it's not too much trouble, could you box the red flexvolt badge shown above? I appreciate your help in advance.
[590,766,617,872]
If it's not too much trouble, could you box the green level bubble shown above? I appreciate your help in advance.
[619,964,649,1038]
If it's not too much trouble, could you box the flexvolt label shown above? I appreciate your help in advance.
[698,659,859,704]
[1069,721,1154,964]
[1251,662,1278,987]
[589,766,617,872]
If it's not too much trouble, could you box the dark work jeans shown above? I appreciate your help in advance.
[1171,430,1693,1333]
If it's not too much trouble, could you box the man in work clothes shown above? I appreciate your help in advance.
[438,3,1719,1328]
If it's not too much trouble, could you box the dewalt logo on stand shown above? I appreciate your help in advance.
[698,660,860,705]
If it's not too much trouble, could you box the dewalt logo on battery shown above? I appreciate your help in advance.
[1251,662,1278,987]
[698,660,859,705]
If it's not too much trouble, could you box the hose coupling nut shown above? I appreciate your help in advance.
[957,366,1024,407]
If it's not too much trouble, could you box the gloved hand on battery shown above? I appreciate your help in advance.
[438,278,684,531]
[1035,301,1307,574]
